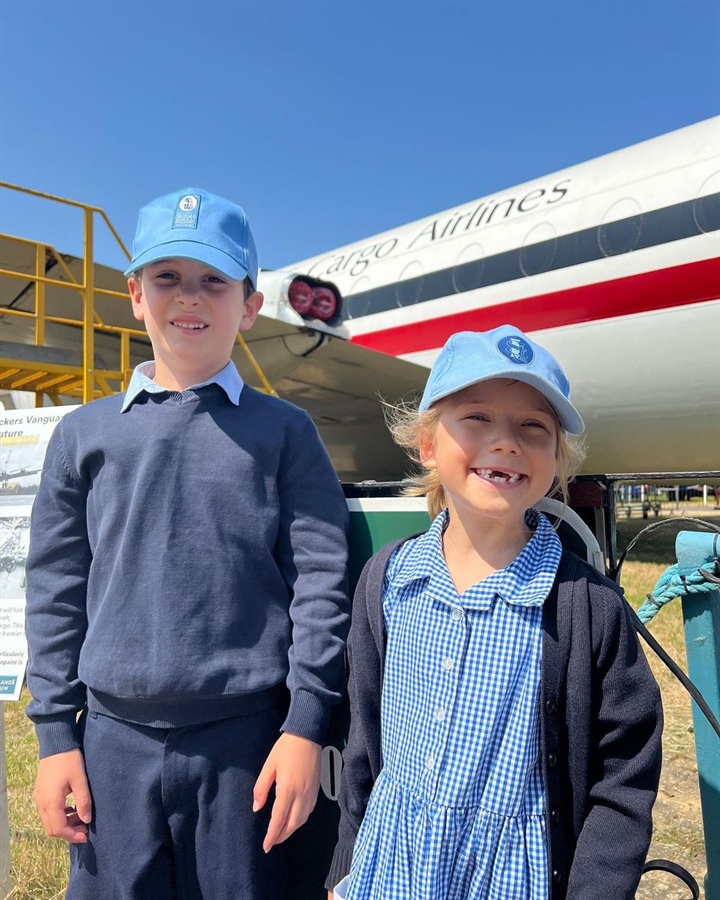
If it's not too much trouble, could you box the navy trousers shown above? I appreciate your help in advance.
[68,703,291,900]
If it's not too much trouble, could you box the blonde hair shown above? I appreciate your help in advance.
[384,392,586,519]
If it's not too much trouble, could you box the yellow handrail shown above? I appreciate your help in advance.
[0,182,276,403]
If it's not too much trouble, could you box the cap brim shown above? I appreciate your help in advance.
[124,241,250,283]
[421,370,585,434]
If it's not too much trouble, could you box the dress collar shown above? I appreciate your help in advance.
[392,508,561,610]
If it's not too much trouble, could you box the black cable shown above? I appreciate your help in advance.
[612,515,718,583]
[629,605,720,739]
[614,518,717,895]
[642,859,700,898]
[613,517,720,737]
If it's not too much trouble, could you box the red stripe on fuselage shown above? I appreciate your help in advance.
[348,258,720,355]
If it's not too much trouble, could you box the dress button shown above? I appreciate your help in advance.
[545,698,557,714]
[552,869,563,884]
[426,754,435,769]
[551,809,560,824]
[548,753,558,767]
[442,657,454,671]
[435,707,446,722]
[451,608,463,621]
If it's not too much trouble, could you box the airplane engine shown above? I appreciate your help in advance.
[256,270,346,334]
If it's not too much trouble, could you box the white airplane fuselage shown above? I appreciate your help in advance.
[287,118,720,475]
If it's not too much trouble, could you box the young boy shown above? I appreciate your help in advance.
[25,187,350,899]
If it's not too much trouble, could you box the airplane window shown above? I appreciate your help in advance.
[598,198,642,257]
[346,277,372,318]
[693,172,720,234]
[396,261,424,306]
[452,243,485,292]
[520,223,557,276]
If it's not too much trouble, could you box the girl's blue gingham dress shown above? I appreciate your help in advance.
[345,509,562,900]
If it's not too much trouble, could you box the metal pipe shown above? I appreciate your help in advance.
[34,243,45,347]
[83,209,95,404]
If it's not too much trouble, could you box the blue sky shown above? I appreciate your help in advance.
[1,0,718,273]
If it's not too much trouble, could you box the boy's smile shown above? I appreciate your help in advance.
[420,378,559,531]
[172,318,207,330]
[128,258,263,390]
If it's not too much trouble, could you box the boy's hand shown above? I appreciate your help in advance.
[34,749,92,843]
[253,732,322,853]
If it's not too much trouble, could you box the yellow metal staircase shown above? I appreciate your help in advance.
[0,183,274,408]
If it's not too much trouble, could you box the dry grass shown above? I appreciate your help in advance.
[619,513,717,900]
[4,695,68,899]
[3,513,716,898]
[626,562,707,899]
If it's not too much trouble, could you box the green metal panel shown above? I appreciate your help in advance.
[346,497,431,590]
[288,493,429,899]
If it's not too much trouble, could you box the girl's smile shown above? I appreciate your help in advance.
[472,467,526,486]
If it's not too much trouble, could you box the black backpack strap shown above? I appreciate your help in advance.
[365,538,409,587]
[356,534,425,664]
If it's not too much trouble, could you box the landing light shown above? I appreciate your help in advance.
[287,278,340,323]
[288,280,314,315]
[311,287,338,321]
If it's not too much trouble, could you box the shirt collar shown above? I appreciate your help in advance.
[121,360,244,412]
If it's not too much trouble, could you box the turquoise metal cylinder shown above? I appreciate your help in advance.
[676,531,720,900]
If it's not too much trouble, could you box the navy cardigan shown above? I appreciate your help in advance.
[327,540,663,900]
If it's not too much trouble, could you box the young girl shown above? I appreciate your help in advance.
[327,326,662,900]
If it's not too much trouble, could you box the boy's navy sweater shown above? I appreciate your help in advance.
[25,384,350,758]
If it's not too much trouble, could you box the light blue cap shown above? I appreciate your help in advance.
[124,187,258,288]
[419,326,584,434]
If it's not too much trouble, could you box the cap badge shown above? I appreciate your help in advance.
[497,335,534,365]
[172,194,201,229]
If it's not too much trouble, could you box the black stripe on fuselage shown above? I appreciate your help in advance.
[345,193,720,319]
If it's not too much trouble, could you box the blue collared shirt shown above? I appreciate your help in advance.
[121,360,244,412]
